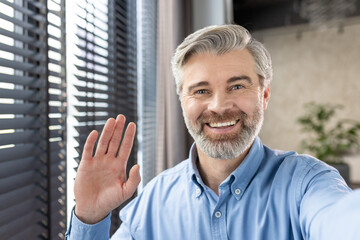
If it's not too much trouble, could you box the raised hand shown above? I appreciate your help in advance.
[74,115,141,224]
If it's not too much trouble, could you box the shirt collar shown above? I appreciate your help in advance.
[189,136,265,200]
[188,144,206,196]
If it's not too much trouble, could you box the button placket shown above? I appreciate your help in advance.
[211,206,227,240]
[210,184,230,239]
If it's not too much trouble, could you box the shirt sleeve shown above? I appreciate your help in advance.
[65,209,111,240]
[110,220,134,240]
[299,162,360,240]
[314,189,360,240]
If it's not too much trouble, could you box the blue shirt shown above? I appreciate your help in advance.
[66,137,360,239]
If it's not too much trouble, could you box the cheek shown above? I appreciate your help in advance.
[182,98,205,121]
[235,94,261,114]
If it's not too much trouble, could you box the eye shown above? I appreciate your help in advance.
[195,89,208,94]
[231,85,243,90]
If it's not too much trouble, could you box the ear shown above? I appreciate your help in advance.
[262,84,271,111]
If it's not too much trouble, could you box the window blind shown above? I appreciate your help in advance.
[0,0,67,239]
[110,0,137,233]
[70,0,137,235]
[137,0,157,187]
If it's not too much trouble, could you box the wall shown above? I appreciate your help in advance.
[192,0,226,30]
[256,21,360,182]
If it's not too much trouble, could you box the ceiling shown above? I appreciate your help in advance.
[233,0,360,31]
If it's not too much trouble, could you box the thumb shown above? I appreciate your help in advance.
[123,164,141,198]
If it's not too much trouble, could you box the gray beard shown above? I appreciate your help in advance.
[183,105,264,160]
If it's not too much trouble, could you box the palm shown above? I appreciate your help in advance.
[74,115,141,224]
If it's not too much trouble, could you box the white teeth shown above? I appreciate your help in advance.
[209,120,237,128]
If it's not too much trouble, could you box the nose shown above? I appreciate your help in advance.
[207,92,233,114]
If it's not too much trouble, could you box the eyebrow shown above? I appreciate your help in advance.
[227,75,252,84]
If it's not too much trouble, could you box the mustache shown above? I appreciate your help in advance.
[197,110,248,124]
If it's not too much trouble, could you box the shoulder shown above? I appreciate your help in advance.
[282,152,336,178]
[119,159,192,220]
[263,144,333,174]
[146,158,191,189]
[272,149,347,197]
[120,159,191,233]
[261,145,340,191]
[261,145,348,200]
[157,158,191,177]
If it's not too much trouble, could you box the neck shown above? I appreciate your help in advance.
[196,143,252,195]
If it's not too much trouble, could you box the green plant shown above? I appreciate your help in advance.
[297,102,360,164]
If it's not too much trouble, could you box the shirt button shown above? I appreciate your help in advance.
[215,211,222,218]
[196,188,201,196]
[235,188,241,195]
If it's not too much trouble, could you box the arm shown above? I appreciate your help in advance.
[313,189,360,240]
[65,208,112,240]
[299,163,360,239]
[65,115,141,239]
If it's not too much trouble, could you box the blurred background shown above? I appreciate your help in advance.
[0,0,359,239]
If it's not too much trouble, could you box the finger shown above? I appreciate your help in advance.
[117,122,136,167]
[123,164,141,199]
[82,130,98,160]
[107,115,126,156]
[95,118,116,156]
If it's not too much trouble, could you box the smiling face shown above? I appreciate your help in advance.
[180,49,270,160]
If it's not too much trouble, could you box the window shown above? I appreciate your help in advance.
[137,0,157,188]
[1,0,144,237]
[66,0,138,234]
[0,0,67,239]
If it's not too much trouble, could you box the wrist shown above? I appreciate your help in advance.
[74,205,109,224]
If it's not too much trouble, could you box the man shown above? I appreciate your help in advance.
[66,25,360,239]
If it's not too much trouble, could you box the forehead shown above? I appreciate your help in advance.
[182,49,257,85]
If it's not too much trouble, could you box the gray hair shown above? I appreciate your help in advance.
[171,24,273,95]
